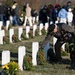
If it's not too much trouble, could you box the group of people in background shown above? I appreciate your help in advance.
[0,1,38,26]
[0,1,75,27]
[39,1,75,26]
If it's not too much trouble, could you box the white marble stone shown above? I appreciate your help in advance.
[36,16,39,22]
[53,37,57,46]
[0,30,5,44]
[18,46,26,71]
[39,23,43,35]
[26,26,30,38]
[32,42,39,66]
[45,23,49,32]
[55,20,58,24]
[44,42,50,60]
[50,21,53,24]
[33,24,37,36]
[10,16,13,24]
[2,50,10,65]
[6,20,10,30]
[20,17,23,22]
[62,43,66,51]
[0,21,3,30]
[53,37,57,52]
[9,29,14,43]
[18,27,23,40]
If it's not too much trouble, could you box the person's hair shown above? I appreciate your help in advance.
[67,1,71,4]
[13,1,17,4]
[62,5,65,9]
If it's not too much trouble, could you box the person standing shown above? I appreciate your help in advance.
[12,1,20,26]
[65,1,72,11]
[67,8,73,26]
[0,3,5,25]
[23,3,32,26]
[52,4,60,23]
[58,6,67,24]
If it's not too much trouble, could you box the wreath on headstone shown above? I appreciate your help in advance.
[35,28,39,36]
[41,27,46,35]
[3,36,10,44]
[28,31,33,38]
[21,33,29,40]
[37,48,47,65]
[1,26,6,31]
[12,34,19,42]
[23,54,33,70]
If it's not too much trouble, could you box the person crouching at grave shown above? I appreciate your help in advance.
[40,23,75,62]
[23,3,32,26]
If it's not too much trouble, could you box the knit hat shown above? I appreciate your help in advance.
[55,4,59,8]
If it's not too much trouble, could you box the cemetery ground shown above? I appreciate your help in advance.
[0,26,75,75]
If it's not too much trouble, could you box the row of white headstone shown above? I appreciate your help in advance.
[0,16,39,31]
[20,16,39,25]
[2,42,50,71]
[0,22,49,44]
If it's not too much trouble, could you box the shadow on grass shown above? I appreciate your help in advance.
[62,58,71,65]
[11,52,18,62]
[0,51,2,60]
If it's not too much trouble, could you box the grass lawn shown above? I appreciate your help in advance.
[0,26,75,75]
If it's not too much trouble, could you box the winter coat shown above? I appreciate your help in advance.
[58,8,67,19]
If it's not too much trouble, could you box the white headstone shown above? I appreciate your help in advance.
[53,37,57,52]
[62,43,66,51]
[50,21,53,24]
[0,21,3,30]
[20,17,23,22]
[53,37,57,46]
[9,29,14,43]
[6,20,10,30]
[45,23,49,32]
[18,27,23,40]
[18,46,26,71]
[0,30,5,44]
[44,42,50,60]
[39,23,43,35]
[55,20,58,24]
[2,50,10,65]
[10,16,13,24]
[32,42,39,66]
[32,17,35,24]
[33,24,37,36]
[26,26,30,38]
[36,16,39,22]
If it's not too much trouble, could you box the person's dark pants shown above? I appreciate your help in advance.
[12,15,20,26]
[0,14,5,25]
[55,40,64,61]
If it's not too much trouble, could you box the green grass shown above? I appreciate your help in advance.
[0,27,75,75]
[19,62,75,75]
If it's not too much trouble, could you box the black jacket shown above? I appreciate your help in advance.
[0,5,5,15]
[12,4,19,16]
[41,23,75,48]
